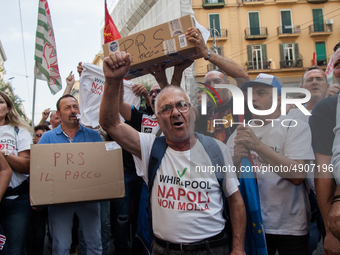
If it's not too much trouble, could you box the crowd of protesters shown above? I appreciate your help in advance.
[0,26,340,255]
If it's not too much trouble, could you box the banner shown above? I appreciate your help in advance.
[34,0,62,95]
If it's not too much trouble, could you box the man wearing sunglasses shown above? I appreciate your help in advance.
[100,50,246,255]
[33,125,51,144]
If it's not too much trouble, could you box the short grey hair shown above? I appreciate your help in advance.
[154,86,190,115]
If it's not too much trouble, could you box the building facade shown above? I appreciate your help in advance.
[193,0,340,87]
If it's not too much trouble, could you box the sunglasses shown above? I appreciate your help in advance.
[148,89,161,96]
[35,134,43,138]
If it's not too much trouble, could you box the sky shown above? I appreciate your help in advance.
[0,0,116,125]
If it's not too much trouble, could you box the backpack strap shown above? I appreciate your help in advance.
[195,132,225,179]
[147,136,168,236]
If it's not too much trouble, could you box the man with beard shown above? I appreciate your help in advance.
[38,95,102,255]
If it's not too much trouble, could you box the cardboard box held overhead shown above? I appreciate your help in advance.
[103,15,201,79]
[30,142,124,206]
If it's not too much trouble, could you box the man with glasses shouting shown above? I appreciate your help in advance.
[100,50,246,255]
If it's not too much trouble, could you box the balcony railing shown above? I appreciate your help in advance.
[208,28,228,38]
[307,0,328,3]
[202,0,225,8]
[247,61,271,70]
[244,27,268,40]
[280,59,303,68]
[207,63,222,72]
[277,25,300,36]
[311,59,327,66]
[243,0,264,2]
[309,23,333,35]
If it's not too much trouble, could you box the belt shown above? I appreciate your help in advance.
[154,230,229,253]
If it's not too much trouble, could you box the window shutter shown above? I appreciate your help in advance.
[279,44,284,60]
[247,45,252,61]
[261,44,267,62]
[294,43,299,60]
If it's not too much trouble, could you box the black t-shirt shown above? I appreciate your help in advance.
[122,106,158,170]
[309,92,339,156]
[195,97,251,144]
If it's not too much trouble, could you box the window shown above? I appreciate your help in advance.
[316,41,326,65]
[247,44,267,70]
[279,43,300,68]
[313,9,324,32]
[248,12,260,35]
[280,10,292,34]
[209,14,221,37]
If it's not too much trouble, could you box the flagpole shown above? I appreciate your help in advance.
[31,62,37,128]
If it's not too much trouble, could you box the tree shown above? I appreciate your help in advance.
[0,81,28,121]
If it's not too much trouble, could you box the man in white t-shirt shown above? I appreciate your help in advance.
[227,73,315,255]
[100,50,246,255]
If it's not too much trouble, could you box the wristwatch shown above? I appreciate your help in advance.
[4,150,9,159]
[204,49,211,61]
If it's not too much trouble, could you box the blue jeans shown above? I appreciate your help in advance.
[78,201,111,255]
[0,194,31,255]
[111,170,143,255]
[48,202,102,255]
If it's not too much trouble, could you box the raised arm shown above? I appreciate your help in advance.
[186,27,249,88]
[38,108,51,126]
[100,51,141,159]
[63,71,75,96]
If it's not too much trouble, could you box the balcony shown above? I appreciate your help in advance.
[280,59,303,69]
[247,61,271,70]
[243,0,265,5]
[309,23,333,36]
[307,0,328,3]
[245,27,268,40]
[277,25,300,38]
[310,59,327,66]
[202,0,225,9]
[207,28,228,41]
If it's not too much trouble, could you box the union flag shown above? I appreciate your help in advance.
[104,0,121,44]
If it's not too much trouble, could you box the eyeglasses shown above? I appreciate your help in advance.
[35,134,43,138]
[148,89,161,96]
[157,101,191,117]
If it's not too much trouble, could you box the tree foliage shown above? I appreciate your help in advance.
[0,81,28,121]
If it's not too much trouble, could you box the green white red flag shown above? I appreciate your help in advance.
[34,0,62,95]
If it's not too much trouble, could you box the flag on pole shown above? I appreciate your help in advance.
[239,157,268,255]
[326,54,334,84]
[104,0,121,44]
[34,0,62,95]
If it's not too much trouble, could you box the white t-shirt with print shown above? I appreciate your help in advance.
[133,132,239,243]
[0,125,32,188]
[227,115,315,236]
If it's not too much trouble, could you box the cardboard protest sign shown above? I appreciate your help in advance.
[30,142,124,206]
